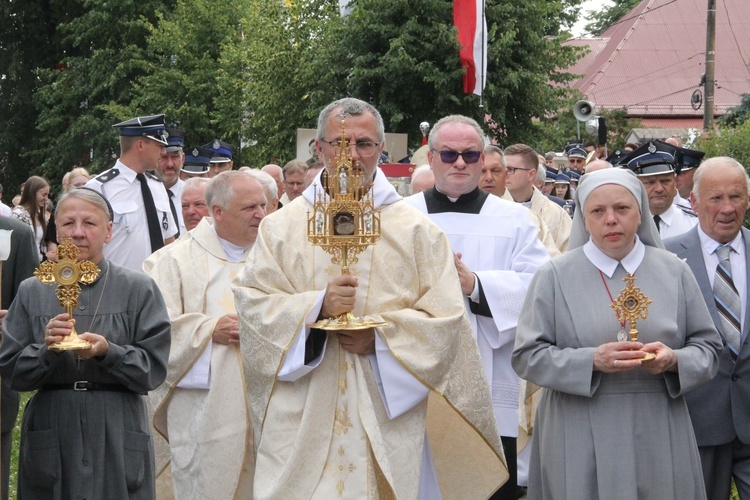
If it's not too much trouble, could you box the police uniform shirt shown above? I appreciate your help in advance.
[655,203,698,239]
[85,160,177,271]
[165,178,186,235]
[673,193,692,211]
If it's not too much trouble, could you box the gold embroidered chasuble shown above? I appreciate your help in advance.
[233,172,507,499]
[530,187,572,253]
[147,218,253,499]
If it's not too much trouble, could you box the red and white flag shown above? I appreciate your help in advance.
[454,0,487,96]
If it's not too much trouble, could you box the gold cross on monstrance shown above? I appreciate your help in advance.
[305,113,388,331]
[610,272,655,360]
[34,236,100,351]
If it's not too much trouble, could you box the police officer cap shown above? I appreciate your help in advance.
[563,141,584,154]
[567,146,588,159]
[605,148,630,166]
[202,139,234,163]
[569,171,581,183]
[623,141,676,177]
[675,146,705,173]
[545,169,558,182]
[181,147,212,175]
[164,128,185,152]
[555,173,571,184]
[113,114,168,145]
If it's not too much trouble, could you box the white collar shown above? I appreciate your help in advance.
[697,224,744,255]
[113,159,139,183]
[583,235,645,278]
[657,203,676,225]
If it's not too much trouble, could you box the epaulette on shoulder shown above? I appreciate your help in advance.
[678,205,697,217]
[145,171,162,182]
[95,168,119,183]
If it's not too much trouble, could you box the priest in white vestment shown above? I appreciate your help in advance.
[146,171,268,499]
[405,115,549,500]
[233,98,506,500]
[504,144,572,253]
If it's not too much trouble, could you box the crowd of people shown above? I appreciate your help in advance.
[0,97,747,499]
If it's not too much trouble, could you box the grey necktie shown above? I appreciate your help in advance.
[713,245,741,360]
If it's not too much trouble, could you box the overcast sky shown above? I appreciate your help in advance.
[571,0,614,37]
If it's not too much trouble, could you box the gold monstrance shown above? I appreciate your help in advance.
[306,115,388,331]
[34,237,100,351]
[610,273,655,361]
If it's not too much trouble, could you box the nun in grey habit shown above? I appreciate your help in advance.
[512,168,722,499]
[0,189,170,499]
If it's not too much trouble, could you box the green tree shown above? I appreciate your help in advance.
[30,0,175,185]
[695,120,750,170]
[125,0,248,159]
[215,0,339,167]
[0,0,84,196]
[309,0,583,152]
[719,93,750,128]
[583,0,640,37]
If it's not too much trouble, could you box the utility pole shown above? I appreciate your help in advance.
[703,0,716,131]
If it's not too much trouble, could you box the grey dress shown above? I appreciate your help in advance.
[0,260,170,499]
[512,246,722,500]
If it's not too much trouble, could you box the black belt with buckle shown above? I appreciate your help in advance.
[41,381,142,395]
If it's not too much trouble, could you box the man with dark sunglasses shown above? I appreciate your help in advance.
[566,145,588,173]
[405,115,550,500]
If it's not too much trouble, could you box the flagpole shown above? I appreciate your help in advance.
[480,0,485,108]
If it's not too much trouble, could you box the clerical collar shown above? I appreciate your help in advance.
[432,186,482,205]
[583,235,645,278]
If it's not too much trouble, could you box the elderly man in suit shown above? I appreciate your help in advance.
[664,156,750,499]
[0,216,39,500]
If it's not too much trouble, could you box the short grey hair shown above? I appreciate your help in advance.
[428,115,486,151]
[483,145,506,167]
[182,177,210,201]
[245,169,278,200]
[536,164,546,183]
[317,98,385,142]
[693,156,750,201]
[57,188,113,221]
[206,171,255,210]
[282,159,307,178]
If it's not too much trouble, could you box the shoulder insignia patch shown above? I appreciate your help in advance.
[679,205,697,217]
[95,168,119,183]
[145,171,162,182]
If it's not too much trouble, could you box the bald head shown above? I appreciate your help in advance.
[410,165,435,194]
[584,160,613,174]
[246,169,279,214]
[181,178,210,231]
[261,164,284,202]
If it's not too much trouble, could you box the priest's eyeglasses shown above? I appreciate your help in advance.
[436,150,482,164]
[321,139,381,158]
[506,167,534,175]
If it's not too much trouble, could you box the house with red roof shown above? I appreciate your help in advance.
[566,0,750,134]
